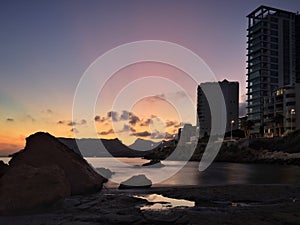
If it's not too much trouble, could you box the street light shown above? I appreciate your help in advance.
[230,120,235,140]
[291,109,295,132]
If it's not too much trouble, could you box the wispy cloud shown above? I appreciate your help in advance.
[26,115,35,122]
[41,109,53,114]
[132,131,151,137]
[58,119,87,126]
[98,129,114,135]
[67,121,77,126]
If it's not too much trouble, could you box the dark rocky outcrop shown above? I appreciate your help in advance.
[59,137,157,157]
[0,161,8,178]
[142,159,165,168]
[119,174,152,189]
[0,164,70,215]
[0,132,106,215]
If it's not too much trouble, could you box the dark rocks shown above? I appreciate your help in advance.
[0,185,299,225]
[119,175,152,189]
[0,161,8,178]
[96,167,114,179]
[142,159,165,168]
[0,132,106,215]
[0,164,70,215]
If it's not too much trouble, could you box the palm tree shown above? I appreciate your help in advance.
[240,117,248,138]
[246,120,254,139]
[274,113,284,136]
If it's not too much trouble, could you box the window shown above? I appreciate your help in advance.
[270,78,278,83]
[271,50,278,56]
[271,64,278,70]
[270,24,278,29]
[271,30,278,36]
[286,94,295,98]
[271,71,278,76]
[271,44,278,49]
[270,17,278,23]
[270,37,278,42]
[270,57,278,63]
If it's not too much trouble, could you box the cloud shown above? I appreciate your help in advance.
[119,110,140,126]
[132,131,151,137]
[165,120,181,128]
[57,119,86,126]
[120,110,131,120]
[174,91,186,98]
[98,129,114,135]
[145,94,165,103]
[107,111,119,122]
[80,119,87,125]
[26,115,35,122]
[67,121,77,126]
[150,131,175,140]
[166,120,176,127]
[140,118,152,127]
[121,124,136,133]
[41,109,53,114]
[129,115,140,126]
[94,115,106,123]
[150,131,166,139]
[70,128,79,133]
[6,118,14,122]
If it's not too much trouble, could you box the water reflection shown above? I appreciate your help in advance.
[92,158,300,188]
[135,194,195,210]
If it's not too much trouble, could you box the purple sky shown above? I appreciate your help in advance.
[0,0,299,153]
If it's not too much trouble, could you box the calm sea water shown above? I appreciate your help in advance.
[1,157,300,188]
[90,158,300,188]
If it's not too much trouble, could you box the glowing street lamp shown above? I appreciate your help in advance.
[291,109,295,132]
[230,120,235,140]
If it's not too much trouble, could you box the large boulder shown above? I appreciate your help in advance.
[0,132,106,215]
[0,164,70,215]
[0,161,8,178]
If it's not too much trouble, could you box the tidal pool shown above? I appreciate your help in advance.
[134,194,195,210]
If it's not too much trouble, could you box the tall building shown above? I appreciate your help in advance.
[296,15,300,130]
[197,79,239,137]
[247,5,300,135]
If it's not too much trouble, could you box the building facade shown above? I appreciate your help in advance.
[264,86,296,136]
[197,79,239,137]
[247,6,299,135]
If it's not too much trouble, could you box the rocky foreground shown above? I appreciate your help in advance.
[0,132,106,215]
[0,184,299,225]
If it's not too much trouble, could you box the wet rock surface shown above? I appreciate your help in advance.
[0,184,299,225]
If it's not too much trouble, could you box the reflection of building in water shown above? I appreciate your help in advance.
[178,124,197,145]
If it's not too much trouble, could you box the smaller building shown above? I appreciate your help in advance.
[197,79,239,137]
[178,124,198,145]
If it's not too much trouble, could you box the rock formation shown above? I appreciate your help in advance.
[0,132,106,215]
[119,174,152,189]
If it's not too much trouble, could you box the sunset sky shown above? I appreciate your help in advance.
[1,0,299,155]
